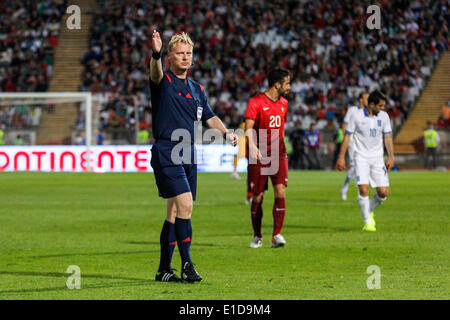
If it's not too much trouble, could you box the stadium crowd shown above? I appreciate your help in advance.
[0,0,448,150]
[0,0,67,129]
[80,0,448,142]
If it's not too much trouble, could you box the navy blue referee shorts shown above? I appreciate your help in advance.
[150,140,197,200]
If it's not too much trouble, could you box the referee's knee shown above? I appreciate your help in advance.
[177,204,192,219]
[174,202,193,219]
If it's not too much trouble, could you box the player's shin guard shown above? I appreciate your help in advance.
[272,198,286,236]
[251,200,263,238]
[357,194,371,224]
[370,193,386,212]
[174,217,192,265]
[158,220,176,272]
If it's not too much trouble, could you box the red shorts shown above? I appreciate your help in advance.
[250,157,288,195]
[247,163,265,194]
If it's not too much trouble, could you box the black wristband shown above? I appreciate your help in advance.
[223,132,227,142]
[152,51,161,60]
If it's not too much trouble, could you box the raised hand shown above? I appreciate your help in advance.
[152,30,162,53]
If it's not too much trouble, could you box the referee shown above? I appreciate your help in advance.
[150,31,238,282]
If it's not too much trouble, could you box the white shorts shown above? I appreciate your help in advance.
[354,156,389,188]
[348,144,355,167]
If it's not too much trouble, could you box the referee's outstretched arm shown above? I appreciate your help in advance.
[150,30,163,85]
[206,116,238,146]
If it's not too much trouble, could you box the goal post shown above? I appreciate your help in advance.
[0,92,93,171]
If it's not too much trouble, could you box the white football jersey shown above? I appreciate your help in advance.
[345,108,392,159]
[343,105,361,157]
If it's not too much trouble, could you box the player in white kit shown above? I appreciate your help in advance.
[340,92,369,200]
[336,90,394,232]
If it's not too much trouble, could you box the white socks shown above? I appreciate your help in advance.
[358,194,371,224]
[370,193,386,212]
[358,193,387,224]
[342,167,356,194]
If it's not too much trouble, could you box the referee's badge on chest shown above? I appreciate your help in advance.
[196,100,203,121]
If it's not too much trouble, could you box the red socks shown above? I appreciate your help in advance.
[250,201,263,238]
[251,197,286,238]
[272,198,286,236]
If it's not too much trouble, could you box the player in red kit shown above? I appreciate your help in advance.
[246,135,268,204]
[244,69,290,248]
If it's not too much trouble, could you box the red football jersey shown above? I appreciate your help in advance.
[244,93,288,158]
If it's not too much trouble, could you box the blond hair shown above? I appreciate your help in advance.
[168,32,194,52]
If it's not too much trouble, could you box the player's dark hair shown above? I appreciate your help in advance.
[358,92,368,99]
[268,69,290,88]
[368,90,387,105]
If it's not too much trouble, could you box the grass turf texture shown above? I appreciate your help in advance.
[0,171,448,300]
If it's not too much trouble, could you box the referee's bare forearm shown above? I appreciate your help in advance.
[150,57,163,84]
[206,116,227,135]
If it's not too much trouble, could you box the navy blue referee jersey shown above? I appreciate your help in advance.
[150,70,215,143]
[149,69,215,200]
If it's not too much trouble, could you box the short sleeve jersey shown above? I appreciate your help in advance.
[343,105,360,126]
[150,70,215,144]
[244,93,288,158]
[345,108,392,159]
[343,105,361,154]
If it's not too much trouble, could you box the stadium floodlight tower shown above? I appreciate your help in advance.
[0,92,94,171]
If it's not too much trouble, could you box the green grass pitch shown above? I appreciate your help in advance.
[0,171,448,300]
